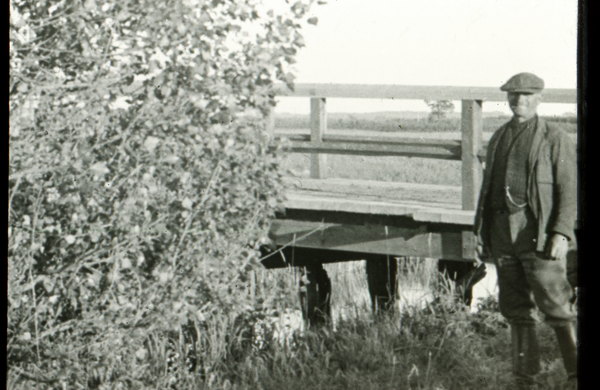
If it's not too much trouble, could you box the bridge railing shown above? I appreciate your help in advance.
[266,83,577,213]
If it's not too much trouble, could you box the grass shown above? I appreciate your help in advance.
[8,261,569,390]
[283,153,462,186]
[222,263,568,390]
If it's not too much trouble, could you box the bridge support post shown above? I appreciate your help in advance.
[460,99,483,211]
[461,99,483,260]
[310,97,327,179]
[366,256,398,315]
[299,264,332,328]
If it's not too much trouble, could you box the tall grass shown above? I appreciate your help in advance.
[221,261,566,390]
[8,260,566,389]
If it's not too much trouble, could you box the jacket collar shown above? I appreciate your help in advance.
[528,116,548,173]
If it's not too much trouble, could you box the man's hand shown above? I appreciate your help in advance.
[544,233,569,261]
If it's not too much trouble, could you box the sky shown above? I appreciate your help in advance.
[273,0,579,116]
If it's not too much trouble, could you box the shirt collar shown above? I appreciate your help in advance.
[510,114,538,131]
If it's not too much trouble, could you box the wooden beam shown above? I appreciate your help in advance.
[461,100,483,211]
[283,194,475,225]
[278,140,462,159]
[268,219,472,261]
[310,98,327,179]
[273,83,576,104]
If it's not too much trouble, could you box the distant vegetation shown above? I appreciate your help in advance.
[425,99,455,122]
[275,112,577,133]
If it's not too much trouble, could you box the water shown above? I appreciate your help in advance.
[470,263,499,312]
[253,262,500,347]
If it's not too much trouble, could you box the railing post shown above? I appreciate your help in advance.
[310,97,327,179]
[461,99,483,210]
[461,99,483,259]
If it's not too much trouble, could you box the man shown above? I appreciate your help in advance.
[474,73,578,390]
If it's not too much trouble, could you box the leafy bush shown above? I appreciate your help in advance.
[9,0,319,388]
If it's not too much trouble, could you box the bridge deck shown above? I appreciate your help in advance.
[263,178,478,268]
[261,85,578,267]
[282,177,474,225]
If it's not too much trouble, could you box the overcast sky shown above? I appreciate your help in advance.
[274,0,578,115]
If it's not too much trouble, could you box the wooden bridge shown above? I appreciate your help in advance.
[258,83,578,323]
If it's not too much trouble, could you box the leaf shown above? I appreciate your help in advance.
[162,155,180,163]
[144,136,160,153]
[116,10,131,21]
[64,235,76,245]
[110,96,131,110]
[181,197,193,210]
[89,230,101,243]
[307,17,318,25]
[135,348,148,360]
[121,257,132,269]
[83,0,97,11]
[89,162,110,175]
[43,277,56,293]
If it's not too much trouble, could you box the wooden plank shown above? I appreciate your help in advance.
[269,219,470,260]
[286,177,462,194]
[461,100,483,210]
[270,133,462,158]
[273,83,576,104]
[323,133,461,146]
[282,140,461,159]
[283,193,475,225]
[310,98,327,179]
[412,209,475,225]
[283,177,462,206]
[462,231,478,260]
[284,193,413,216]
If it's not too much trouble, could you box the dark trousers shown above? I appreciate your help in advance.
[490,208,577,327]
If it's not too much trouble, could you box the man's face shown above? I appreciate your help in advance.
[507,92,542,121]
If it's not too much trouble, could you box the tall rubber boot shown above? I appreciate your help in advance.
[511,325,541,390]
[554,322,577,388]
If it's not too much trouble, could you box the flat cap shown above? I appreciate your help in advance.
[500,72,544,93]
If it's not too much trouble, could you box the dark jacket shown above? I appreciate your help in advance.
[474,117,577,255]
